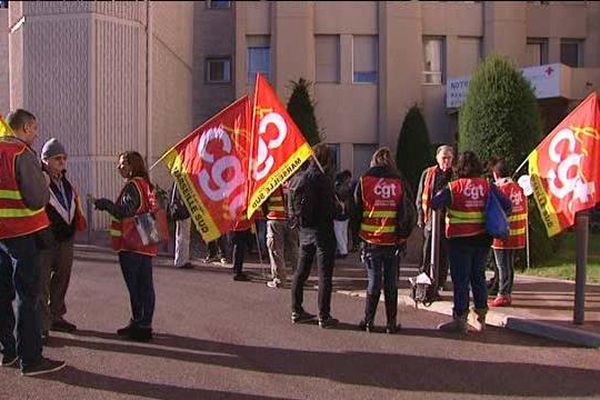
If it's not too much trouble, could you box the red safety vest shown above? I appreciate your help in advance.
[0,139,50,239]
[110,177,158,256]
[446,178,490,238]
[266,186,287,220]
[359,175,405,246]
[420,166,437,225]
[492,180,527,249]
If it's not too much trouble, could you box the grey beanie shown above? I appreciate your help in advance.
[41,138,67,160]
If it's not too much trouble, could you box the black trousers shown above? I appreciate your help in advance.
[291,228,336,319]
[420,228,450,290]
[231,229,251,275]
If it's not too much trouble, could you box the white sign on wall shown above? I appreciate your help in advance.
[446,63,562,108]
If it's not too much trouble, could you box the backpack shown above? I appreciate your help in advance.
[397,179,417,239]
[287,169,318,228]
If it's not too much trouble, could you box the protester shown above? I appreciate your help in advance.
[169,182,194,270]
[289,144,338,328]
[39,138,87,341]
[93,151,158,342]
[0,109,66,375]
[230,212,256,282]
[431,151,511,333]
[203,238,228,265]
[354,147,415,334]
[334,170,353,258]
[489,158,527,307]
[263,182,298,288]
[416,145,454,298]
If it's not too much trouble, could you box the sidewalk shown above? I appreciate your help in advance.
[74,244,600,348]
[334,253,600,348]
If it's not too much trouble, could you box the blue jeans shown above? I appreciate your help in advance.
[118,251,155,328]
[0,235,43,368]
[448,243,489,318]
[493,248,515,296]
[362,246,399,324]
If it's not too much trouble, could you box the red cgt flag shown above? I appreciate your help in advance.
[246,73,313,218]
[529,91,600,237]
[161,96,251,242]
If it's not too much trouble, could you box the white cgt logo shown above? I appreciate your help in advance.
[253,112,287,181]
[374,179,397,199]
[196,126,245,218]
[464,183,485,200]
[546,128,593,203]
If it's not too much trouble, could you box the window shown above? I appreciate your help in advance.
[353,35,378,83]
[353,144,378,178]
[247,35,271,83]
[423,37,445,84]
[206,58,231,83]
[315,35,340,83]
[327,144,340,172]
[458,37,481,73]
[207,0,231,9]
[526,39,549,66]
[561,39,583,67]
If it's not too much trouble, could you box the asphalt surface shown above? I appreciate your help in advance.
[2,250,600,399]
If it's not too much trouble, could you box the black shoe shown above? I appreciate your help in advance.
[358,320,375,333]
[178,262,194,270]
[129,327,153,342]
[291,310,316,324]
[21,357,66,376]
[1,354,18,367]
[318,315,339,329]
[42,330,49,345]
[386,324,401,334]
[117,323,137,337]
[51,319,77,333]
[233,273,250,282]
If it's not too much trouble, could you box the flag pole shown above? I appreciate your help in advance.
[574,211,589,325]
[310,152,345,209]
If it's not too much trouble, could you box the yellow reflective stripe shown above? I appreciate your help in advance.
[447,209,484,221]
[360,224,395,233]
[508,214,527,222]
[0,190,22,200]
[363,210,397,218]
[270,196,283,201]
[269,206,285,212]
[0,207,45,218]
[510,227,526,235]
[110,229,121,237]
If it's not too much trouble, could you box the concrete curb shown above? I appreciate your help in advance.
[337,289,600,348]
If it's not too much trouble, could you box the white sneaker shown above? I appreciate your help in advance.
[266,278,281,288]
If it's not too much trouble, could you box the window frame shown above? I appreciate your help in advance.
[315,34,341,84]
[422,36,446,85]
[206,0,231,10]
[352,35,379,84]
[526,38,549,66]
[205,57,232,84]
[560,39,584,68]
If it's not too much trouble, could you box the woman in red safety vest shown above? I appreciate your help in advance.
[489,159,527,307]
[92,151,158,342]
[354,147,415,334]
[431,151,512,334]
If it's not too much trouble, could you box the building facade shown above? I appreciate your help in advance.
[5,1,600,232]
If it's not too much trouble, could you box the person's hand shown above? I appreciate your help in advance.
[93,198,112,211]
[417,218,424,229]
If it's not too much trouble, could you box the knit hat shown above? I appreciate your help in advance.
[41,138,67,160]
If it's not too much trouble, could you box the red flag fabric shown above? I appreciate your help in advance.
[246,73,312,218]
[529,91,600,237]
[162,96,251,242]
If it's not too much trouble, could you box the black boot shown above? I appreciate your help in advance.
[359,293,379,332]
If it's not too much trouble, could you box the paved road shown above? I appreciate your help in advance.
[2,250,600,399]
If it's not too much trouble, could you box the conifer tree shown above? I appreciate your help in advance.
[287,78,321,145]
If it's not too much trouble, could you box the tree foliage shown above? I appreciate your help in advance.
[395,105,434,193]
[459,54,557,265]
[287,78,321,146]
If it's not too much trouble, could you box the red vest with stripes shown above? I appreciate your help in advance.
[0,139,50,239]
[110,177,158,256]
[420,166,437,224]
[359,175,405,246]
[446,178,490,238]
[266,186,287,220]
[492,180,527,249]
